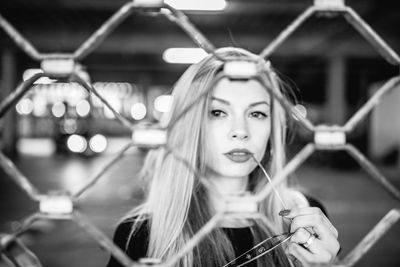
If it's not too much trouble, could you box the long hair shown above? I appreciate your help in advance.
[126,47,297,266]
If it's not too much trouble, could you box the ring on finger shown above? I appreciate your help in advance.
[303,233,317,248]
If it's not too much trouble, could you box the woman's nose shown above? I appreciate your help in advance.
[229,118,249,140]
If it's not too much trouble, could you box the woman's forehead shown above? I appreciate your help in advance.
[211,78,271,103]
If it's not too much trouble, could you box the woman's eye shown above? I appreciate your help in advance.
[210,109,226,117]
[250,111,268,119]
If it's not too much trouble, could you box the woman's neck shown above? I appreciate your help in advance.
[206,171,252,228]
[209,173,249,195]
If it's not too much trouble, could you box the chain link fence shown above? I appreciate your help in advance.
[0,0,399,266]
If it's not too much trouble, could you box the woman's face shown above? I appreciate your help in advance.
[205,78,271,179]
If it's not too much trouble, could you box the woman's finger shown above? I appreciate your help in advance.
[286,242,334,267]
[289,214,335,240]
[280,207,338,238]
[290,227,319,253]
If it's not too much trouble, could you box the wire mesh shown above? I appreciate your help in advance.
[0,0,399,266]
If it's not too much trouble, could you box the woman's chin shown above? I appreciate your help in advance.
[213,168,254,180]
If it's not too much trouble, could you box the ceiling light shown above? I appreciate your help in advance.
[163,48,208,64]
[154,95,173,113]
[165,0,226,11]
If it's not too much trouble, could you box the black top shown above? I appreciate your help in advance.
[106,196,326,267]
[106,220,257,267]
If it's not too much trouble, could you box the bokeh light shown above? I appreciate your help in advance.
[63,119,78,134]
[16,98,34,115]
[154,95,172,113]
[52,102,66,118]
[130,103,147,120]
[76,100,91,117]
[67,134,87,153]
[89,134,107,153]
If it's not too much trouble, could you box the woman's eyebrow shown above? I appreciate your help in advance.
[211,96,230,105]
[249,101,270,107]
[211,97,270,108]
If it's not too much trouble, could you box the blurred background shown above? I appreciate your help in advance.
[0,0,399,266]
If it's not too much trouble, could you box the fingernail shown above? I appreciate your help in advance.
[279,209,291,217]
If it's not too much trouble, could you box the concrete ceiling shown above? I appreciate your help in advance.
[0,0,399,84]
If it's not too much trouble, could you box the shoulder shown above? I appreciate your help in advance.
[112,218,150,259]
[107,218,150,266]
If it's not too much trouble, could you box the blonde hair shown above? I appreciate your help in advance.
[126,47,296,266]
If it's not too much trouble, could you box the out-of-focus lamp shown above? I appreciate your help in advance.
[76,100,91,117]
[131,103,147,120]
[16,99,34,115]
[165,0,226,11]
[67,134,87,153]
[52,102,66,118]
[89,134,108,153]
[163,48,208,64]
[154,95,173,113]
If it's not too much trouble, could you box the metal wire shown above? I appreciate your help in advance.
[73,211,137,267]
[164,146,225,200]
[73,2,135,60]
[73,142,135,199]
[336,209,400,267]
[71,72,135,130]
[344,76,400,132]
[0,72,46,118]
[163,213,224,267]
[0,152,41,201]
[0,14,42,60]
[161,4,216,55]
[344,144,400,200]
[343,7,400,65]
[0,0,399,266]
[255,143,316,202]
[251,154,287,210]
[257,71,316,132]
[259,6,317,59]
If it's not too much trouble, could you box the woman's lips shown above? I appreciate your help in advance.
[224,149,252,163]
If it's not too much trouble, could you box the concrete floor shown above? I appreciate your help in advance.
[0,149,399,267]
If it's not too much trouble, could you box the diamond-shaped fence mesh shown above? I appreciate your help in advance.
[0,0,399,266]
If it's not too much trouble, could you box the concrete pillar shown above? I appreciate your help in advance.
[326,56,347,125]
[1,48,18,155]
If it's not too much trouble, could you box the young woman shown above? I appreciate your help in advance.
[107,47,340,267]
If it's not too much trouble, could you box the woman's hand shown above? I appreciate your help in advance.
[280,207,340,266]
